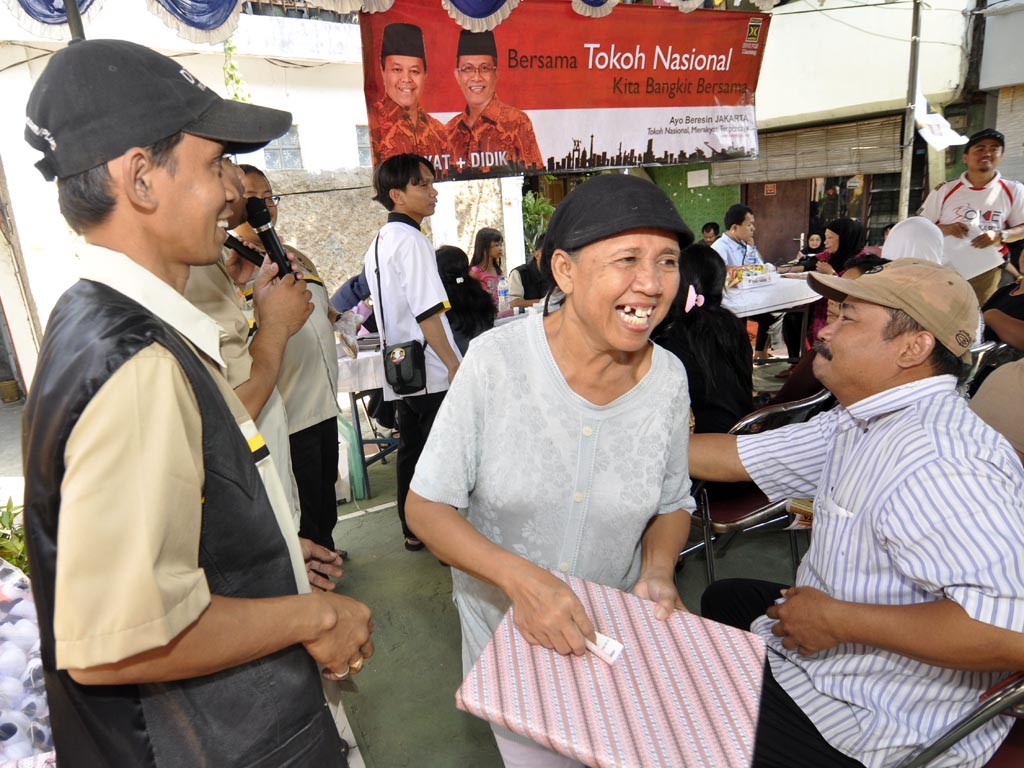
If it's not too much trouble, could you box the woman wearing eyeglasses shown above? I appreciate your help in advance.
[445,30,543,176]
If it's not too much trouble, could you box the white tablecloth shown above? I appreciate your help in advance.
[722,275,820,318]
[337,347,384,394]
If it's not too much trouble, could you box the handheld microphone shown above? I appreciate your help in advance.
[224,234,264,269]
[244,197,293,277]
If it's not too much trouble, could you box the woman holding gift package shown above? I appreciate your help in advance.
[407,174,696,767]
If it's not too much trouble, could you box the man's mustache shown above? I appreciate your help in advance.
[812,340,833,360]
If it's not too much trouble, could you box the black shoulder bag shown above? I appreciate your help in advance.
[373,235,427,395]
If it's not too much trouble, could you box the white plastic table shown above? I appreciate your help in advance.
[336,345,394,497]
[723,275,821,360]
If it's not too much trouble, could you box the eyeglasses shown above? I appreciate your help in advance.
[457,64,496,76]
[260,195,282,208]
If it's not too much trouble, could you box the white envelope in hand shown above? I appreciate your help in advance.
[942,224,1003,281]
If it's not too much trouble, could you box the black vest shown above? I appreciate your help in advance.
[22,280,343,767]
[513,261,547,301]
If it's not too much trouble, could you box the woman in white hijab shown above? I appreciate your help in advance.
[886,217,988,341]
[882,217,946,264]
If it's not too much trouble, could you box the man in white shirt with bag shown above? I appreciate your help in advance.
[363,153,461,552]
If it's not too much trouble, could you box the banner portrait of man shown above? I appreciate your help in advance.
[360,0,771,180]
[446,31,544,176]
[370,22,451,165]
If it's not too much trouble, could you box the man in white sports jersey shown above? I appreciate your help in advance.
[918,128,1024,304]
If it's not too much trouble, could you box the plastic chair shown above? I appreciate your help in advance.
[966,341,1024,397]
[958,340,998,396]
[680,388,837,583]
[894,672,1024,767]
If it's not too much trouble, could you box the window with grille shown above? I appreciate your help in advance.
[356,125,372,167]
[264,125,303,170]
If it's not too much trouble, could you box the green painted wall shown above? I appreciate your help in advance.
[647,164,740,234]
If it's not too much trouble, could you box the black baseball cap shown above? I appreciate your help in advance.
[964,128,1004,153]
[25,39,292,181]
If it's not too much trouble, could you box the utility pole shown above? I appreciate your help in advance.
[897,0,922,221]
[65,0,85,40]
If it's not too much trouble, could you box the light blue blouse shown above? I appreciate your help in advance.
[411,312,695,673]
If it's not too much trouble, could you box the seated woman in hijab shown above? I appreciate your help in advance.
[787,218,870,344]
[406,175,695,768]
[770,254,890,405]
[779,231,825,274]
[656,243,752,434]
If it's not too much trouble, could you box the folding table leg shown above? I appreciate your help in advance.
[349,392,371,498]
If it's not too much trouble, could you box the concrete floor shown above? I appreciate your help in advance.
[331,358,800,767]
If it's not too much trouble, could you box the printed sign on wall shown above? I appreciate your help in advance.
[360,0,770,178]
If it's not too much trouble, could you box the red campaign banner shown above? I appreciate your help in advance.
[360,0,770,179]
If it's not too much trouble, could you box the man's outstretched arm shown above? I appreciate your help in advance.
[688,434,751,482]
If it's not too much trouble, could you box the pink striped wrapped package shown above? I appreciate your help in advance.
[456,573,765,768]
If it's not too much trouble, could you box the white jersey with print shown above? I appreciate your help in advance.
[919,171,1024,279]
[920,171,1024,232]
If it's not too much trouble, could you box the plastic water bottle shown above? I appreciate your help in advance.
[743,243,761,266]
[497,277,510,314]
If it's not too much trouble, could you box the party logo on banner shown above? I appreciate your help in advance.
[360,0,770,179]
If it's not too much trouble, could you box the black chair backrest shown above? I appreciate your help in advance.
[729,388,837,436]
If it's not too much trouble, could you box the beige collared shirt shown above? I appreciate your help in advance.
[55,244,307,670]
[185,256,302,528]
[276,251,340,433]
[184,259,254,386]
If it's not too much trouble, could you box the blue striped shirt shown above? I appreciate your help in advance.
[738,376,1024,768]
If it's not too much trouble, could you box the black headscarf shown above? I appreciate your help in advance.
[824,218,867,273]
[540,174,694,284]
[801,232,825,256]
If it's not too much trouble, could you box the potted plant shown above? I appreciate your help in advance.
[0,497,27,575]
[521,189,555,258]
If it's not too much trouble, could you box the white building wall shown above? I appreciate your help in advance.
[979,1,1024,92]
[757,0,971,129]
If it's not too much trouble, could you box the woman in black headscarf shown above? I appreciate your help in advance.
[815,218,868,275]
[407,174,697,767]
[805,218,869,341]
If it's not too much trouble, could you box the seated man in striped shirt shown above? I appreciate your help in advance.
[691,259,1024,768]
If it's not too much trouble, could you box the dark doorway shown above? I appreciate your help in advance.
[744,179,811,265]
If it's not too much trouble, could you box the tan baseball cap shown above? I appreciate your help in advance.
[808,259,979,362]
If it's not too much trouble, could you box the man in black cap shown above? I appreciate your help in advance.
[919,128,1024,304]
[446,30,543,175]
[22,39,372,766]
[370,22,451,169]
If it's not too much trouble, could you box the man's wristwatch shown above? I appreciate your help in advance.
[999,230,1009,243]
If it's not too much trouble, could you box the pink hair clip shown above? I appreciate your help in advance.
[684,284,705,313]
